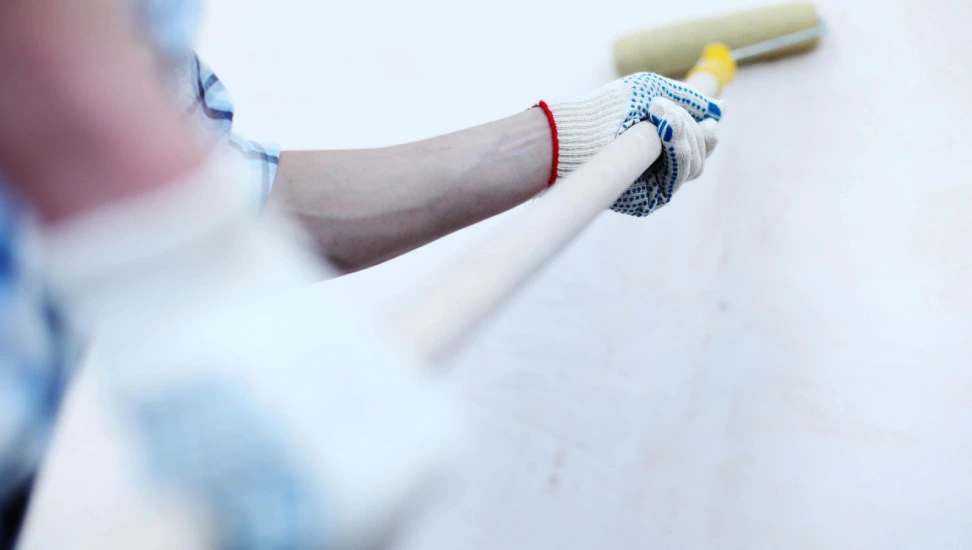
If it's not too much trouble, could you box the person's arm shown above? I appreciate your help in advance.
[269,108,553,272]
[270,74,722,274]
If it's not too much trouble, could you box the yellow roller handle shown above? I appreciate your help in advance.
[685,43,738,95]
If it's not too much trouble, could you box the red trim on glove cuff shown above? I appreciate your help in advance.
[535,101,559,186]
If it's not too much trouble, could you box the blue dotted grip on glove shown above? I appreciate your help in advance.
[612,73,723,217]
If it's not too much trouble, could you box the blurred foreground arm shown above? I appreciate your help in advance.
[1,2,459,548]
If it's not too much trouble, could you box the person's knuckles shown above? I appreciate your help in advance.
[648,95,677,114]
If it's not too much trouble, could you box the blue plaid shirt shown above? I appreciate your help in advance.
[0,2,280,545]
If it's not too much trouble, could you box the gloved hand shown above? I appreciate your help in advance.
[537,72,724,217]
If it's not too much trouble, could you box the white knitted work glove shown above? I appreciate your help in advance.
[537,72,724,217]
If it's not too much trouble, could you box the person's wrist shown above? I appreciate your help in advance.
[538,81,630,183]
[533,101,559,186]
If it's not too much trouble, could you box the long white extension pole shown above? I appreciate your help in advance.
[394,72,721,363]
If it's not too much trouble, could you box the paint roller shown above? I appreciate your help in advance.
[614,2,823,78]
[393,4,827,363]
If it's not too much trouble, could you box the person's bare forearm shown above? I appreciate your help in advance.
[269,108,552,272]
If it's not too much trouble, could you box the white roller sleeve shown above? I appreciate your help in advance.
[393,72,721,364]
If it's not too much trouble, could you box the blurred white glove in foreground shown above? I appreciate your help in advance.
[35,157,461,549]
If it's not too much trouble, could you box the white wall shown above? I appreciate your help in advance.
[28,0,972,548]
